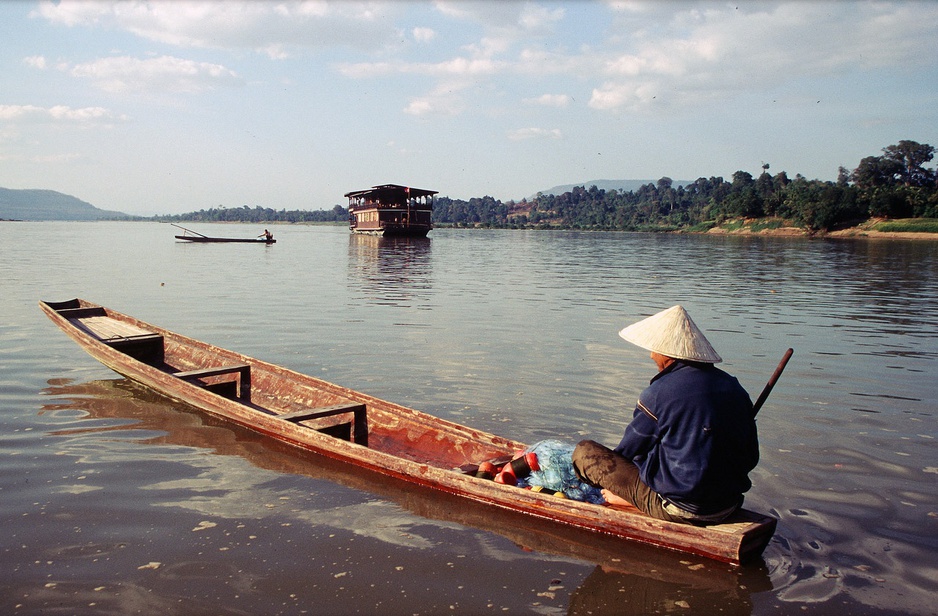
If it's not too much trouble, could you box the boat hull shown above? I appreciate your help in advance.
[40,298,776,565]
[175,235,275,243]
[349,226,430,238]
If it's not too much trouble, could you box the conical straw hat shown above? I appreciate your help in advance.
[618,305,722,363]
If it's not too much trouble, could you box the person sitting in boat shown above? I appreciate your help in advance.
[572,305,758,525]
[261,229,273,241]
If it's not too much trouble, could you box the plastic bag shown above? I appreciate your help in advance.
[517,439,605,504]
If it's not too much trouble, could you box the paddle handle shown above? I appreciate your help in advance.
[752,348,793,417]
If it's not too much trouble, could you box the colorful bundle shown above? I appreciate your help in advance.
[516,440,605,504]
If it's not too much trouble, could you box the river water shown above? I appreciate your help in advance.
[1,221,935,615]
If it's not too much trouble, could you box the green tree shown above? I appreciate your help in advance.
[882,140,935,187]
[851,155,903,189]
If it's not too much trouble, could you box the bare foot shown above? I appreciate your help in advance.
[601,489,632,507]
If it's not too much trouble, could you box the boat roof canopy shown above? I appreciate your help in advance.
[345,184,438,200]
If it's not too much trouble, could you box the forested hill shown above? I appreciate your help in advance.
[0,188,128,221]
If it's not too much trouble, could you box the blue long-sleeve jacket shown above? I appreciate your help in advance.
[614,360,759,514]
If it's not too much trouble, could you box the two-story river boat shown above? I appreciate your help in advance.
[345,184,436,237]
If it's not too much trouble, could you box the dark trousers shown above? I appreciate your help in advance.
[572,440,689,524]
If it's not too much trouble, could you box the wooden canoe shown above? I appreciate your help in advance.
[39,298,777,565]
[40,378,774,588]
[174,235,275,244]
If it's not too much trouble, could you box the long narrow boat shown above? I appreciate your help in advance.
[40,298,777,565]
[174,235,275,244]
[172,223,275,244]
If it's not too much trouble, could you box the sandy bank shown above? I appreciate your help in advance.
[706,219,938,240]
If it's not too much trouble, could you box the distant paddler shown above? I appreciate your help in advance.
[573,305,759,525]
[259,229,273,241]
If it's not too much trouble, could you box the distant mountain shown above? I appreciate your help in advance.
[0,188,128,221]
[537,179,694,197]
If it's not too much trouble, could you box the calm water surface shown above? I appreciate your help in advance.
[1,221,936,615]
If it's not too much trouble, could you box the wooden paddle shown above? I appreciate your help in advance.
[752,348,794,417]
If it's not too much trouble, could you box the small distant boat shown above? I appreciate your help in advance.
[345,184,436,237]
[175,235,275,244]
[40,298,777,565]
[173,224,275,244]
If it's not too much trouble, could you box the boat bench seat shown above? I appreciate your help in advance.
[67,314,166,365]
[174,364,251,403]
[57,306,107,319]
[103,333,166,365]
[279,403,368,447]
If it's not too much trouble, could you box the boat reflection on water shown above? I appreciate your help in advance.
[40,377,773,613]
[347,234,432,308]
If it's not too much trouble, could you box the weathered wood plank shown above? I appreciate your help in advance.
[72,315,154,341]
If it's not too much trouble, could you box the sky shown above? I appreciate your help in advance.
[1,1,937,216]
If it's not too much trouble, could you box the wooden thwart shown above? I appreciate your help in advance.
[104,333,165,364]
[174,364,251,403]
[56,306,107,319]
[279,403,368,447]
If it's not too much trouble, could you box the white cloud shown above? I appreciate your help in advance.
[24,55,48,70]
[339,55,502,79]
[32,1,938,109]
[412,27,436,43]
[404,98,435,116]
[589,1,938,112]
[518,3,565,31]
[524,94,570,108]
[48,105,116,121]
[404,90,465,117]
[34,0,401,58]
[31,0,111,27]
[68,55,243,94]
[508,127,563,141]
[0,104,122,123]
[347,2,938,118]
[589,81,663,111]
[433,1,562,34]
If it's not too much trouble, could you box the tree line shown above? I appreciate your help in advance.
[435,140,937,232]
[157,204,347,224]
[154,140,936,232]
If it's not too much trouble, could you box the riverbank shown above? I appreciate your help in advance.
[706,217,938,240]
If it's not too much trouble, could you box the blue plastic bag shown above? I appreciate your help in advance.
[517,439,605,504]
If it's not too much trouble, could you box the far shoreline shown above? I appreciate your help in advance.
[705,217,938,240]
[6,217,938,240]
